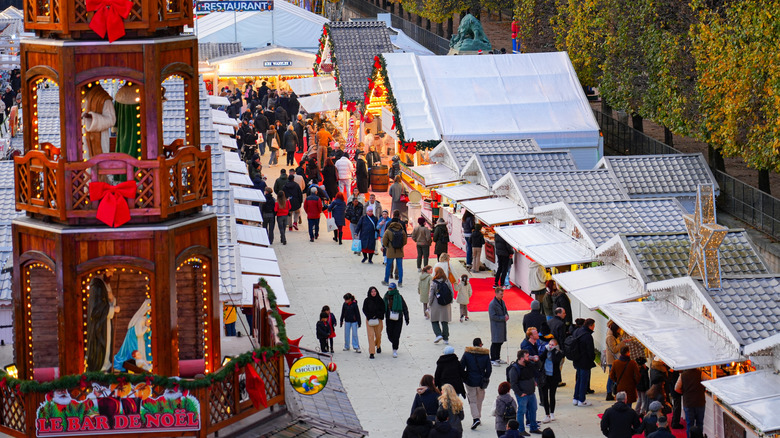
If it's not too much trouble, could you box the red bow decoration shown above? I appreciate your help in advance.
[277,308,295,322]
[86,0,133,43]
[367,78,375,90]
[404,142,417,154]
[345,101,357,113]
[284,336,303,368]
[245,365,267,408]
[391,116,396,130]
[315,54,321,64]
[89,181,137,227]
[312,68,318,77]
[373,56,382,70]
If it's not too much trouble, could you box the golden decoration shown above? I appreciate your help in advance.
[683,184,728,289]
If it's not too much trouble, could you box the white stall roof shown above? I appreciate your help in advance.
[240,256,281,276]
[209,95,230,107]
[600,300,741,370]
[382,52,440,143]
[298,91,341,113]
[236,224,270,246]
[226,160,249,174]
[404,163,460,187]
[461,197,521,214]
[232,186,265,203]
[474,207,531,226]
[287,76,339,95]
[496,223,595,267]
[239,244,277,261]
[435,184,491,202]
[553,265,645,310]
[234,203,262,222]
[701,371,780,433]
[242,274,289,306]
[229,172,253,187]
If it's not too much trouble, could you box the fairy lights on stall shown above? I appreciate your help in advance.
[24,262,54,379]
[176,256,211,372]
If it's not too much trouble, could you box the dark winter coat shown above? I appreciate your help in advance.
[356,158,369,193]
[488,297,508,343]
[362,291,385,320]
[411,387,439,418]
[315,320,330,340]
[434,353,466,397]
[494,393,516,432]
[508,360,538,397]
[538,344,565,387]
[262,193,276,215]
[283,130,299,153]
[357,213,379,251]
[600,401,641,438]
[274,106,289,126]
[647,427,676,438]
[554,292,573,326]
[429,420,458,438]
[547,315,568,344]
[432,224,449,255]
[366,150,381,168]
[522,309,549,336]
[345,201,363,224]
[339,300,361,327]
[494,234,513,257]
[634,412,660,437]
[470,231,485,248]
[401,416,432,438]
[460,346,491,388]
[254,113,269,134]
[572,326,597,370]
[282,181,303,211]
[327,198,346,227]
[322,164,338,198]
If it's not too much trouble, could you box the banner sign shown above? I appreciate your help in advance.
[263,61,292,67]
[289,357,328,395]
[195,0,273,12]
[35,383,200,436]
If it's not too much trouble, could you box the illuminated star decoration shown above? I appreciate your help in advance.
[683,184,728,289]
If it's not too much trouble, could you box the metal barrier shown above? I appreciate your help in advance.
[593,109,780,240]
[343,0,450,55]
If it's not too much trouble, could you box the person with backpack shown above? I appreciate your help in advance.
[382,210,408,287]
[538,337,564,423]
[570,318,597,407]
[507,349,543,435]
[428,267,453,345]
[460,337,492,430]
[493,382,517,437]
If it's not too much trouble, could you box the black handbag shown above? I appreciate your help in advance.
[480,376,490,390]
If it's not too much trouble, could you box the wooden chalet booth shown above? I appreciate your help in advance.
[1,0,287,436]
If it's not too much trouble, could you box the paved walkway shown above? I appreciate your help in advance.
[263,162,611,437]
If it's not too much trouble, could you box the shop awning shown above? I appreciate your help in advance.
[552,265,646,310]
[474,207,532,226]
[298,91,341,113]
[232,186,266,203]
[240,256,281,276]
[234,203,262,223]
[287,76,339,96]
[402,163,461,187]
[435,184,491,202]
[600,300,742,370]
[461,197,519,214]
[701,371,780,434]
[495,223,595,267]
[239,244,277,261]
[236,224,270,246]
[242,274,289,307]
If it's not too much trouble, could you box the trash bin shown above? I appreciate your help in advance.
[407,190,422,222]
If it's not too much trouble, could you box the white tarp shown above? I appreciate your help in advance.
[496,223,595,267]
[287,76,339,96]
[404,163,460,187]
[298,92,341,113]
[702,371,780,433]
[383,52,602,167]
[600,301,741,370]
[196,0,328,51]
[474,207,531,226]
[553,265,646,310]
[435,184,491,202]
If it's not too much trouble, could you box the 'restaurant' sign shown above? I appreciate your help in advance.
[196,1,273,13]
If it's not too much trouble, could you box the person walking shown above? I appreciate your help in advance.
[316,312,331,353]
[411,217,432,271]
[327,192,346,244]
[321,157,339,200]
[572,318,597,407]
[455,275,472,322]
[357,206,379,263]
[267,125,281,167]
[345,196,363,253]
[675,367,708,437]
[261,187,276,244]
[303,187,323,242]
[282,174,303,231]
[388,175,408,220]
[335,154,353,194]
[362,286,385,359]
[383,282,409,358]
[321,305,337,353]
[435,346,467,398]
[430,409,459,438]
[460,338,492,430]
[403,407,433,438]
[542,281,556,321]
[462,211,474,269]
[494,233,513,288]
[418,265,433,319]
[355,150,369,195]
[316,125,334,168]
[489,287,509,366]
[600,391,641,438]
[494,382,518,437]
[283,124,299,166]
[507,349,542,435]
[376,209,391,264]
[647,416,675,438]
[538,337,564,423]
[433,218,450,261]
[339,293,361,353]
[428,267,453,345]
[412,374,441,421]
[522,300,548,335]
[553,287,573,327]
[382,210,407,287]
[605,321,623,401]
[273,168,288,194]
[610,346,641,408]
[470,223,485,273]
[437,384,465,438]
[274,191,291,245]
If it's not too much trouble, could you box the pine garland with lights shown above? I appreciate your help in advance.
[2,277,290,394]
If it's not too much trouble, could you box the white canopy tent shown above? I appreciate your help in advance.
[287,76,339,95]
[553,265,645,310]
[496,223,595,267]
[600,300,742,370]
[701,371,780,435]
[382,52,603,168]
[195,0,328,52]
[435,184,491,202]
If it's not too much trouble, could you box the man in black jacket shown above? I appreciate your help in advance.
[493,233,513,288]
[547,307,568,346]
[253,111,269,155]
[508,349,542,435]
[522,300,549,336]
[600,391,640,438]
[460,338,492,430]
[572,318,597,407]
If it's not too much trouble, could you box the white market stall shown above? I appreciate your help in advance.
[552,265,645,310]
[445,197,532,257]
[426,182,491,229]
[701,371,780,438]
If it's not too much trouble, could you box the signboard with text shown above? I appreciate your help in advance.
[263,61,292,67]
[196,0,273,13]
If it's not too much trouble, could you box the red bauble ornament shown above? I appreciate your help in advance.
[374,87,384,98]
[365,113,374,123]
[327,362,337,372]
[321,63,334,73]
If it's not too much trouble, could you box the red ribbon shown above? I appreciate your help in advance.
[391,116,396,130]
[89,181,137,227]
[404,142,417,154]
[245,365,267,408]
[345,101,357,113]
[86,0,133,43]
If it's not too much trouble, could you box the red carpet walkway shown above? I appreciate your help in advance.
[467,278,533,312]
[402,242,467,259]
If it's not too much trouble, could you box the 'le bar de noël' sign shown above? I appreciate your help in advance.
[196,0,274,13]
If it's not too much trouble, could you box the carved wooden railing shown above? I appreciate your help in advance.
[24,0,193,37]
[14,146,212,223]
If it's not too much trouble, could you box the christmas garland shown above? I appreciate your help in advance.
[367,55,440,151]
[0,278,295,394]
[313,24,360,111]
